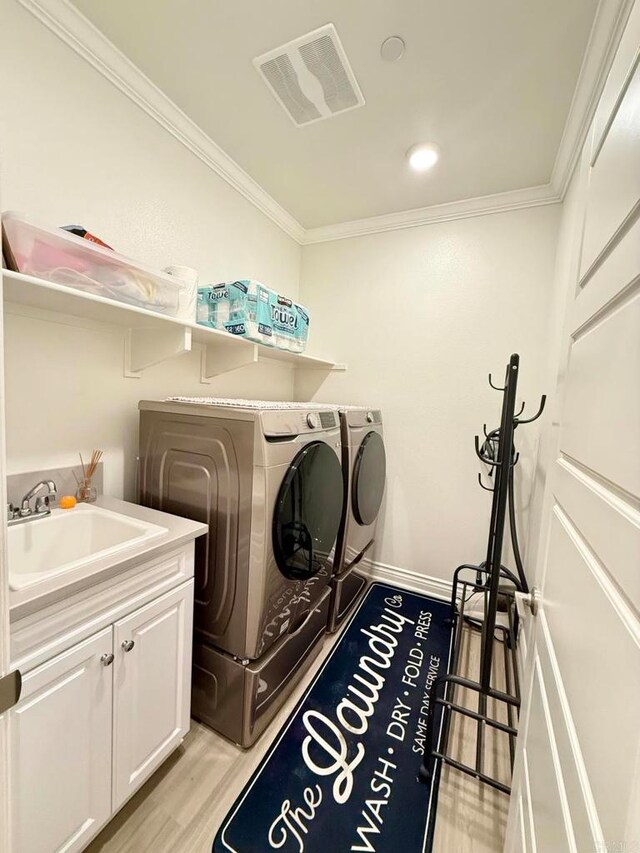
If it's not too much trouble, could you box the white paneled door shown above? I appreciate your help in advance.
[506,6,640,852]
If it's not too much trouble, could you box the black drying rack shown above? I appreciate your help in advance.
[419,353,546,794]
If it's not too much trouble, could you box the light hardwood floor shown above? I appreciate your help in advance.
[87,624,511,853]
[433,626,512,853]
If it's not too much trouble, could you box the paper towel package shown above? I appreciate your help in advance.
[270,294,310,352]
[197,280,274,345]
[253,282,275,344]
[271,293,295,350]
[197,280,309,352]
[293,303,310,353]
[197,283,230,328]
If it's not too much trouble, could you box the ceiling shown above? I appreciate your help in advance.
[72,0,599,230]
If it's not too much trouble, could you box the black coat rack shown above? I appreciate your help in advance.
[419,353,546,794]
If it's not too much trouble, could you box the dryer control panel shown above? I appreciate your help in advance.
[262,409,338,437]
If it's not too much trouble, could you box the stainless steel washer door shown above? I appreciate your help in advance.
[272,441,344,580]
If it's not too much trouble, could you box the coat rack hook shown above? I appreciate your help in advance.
[478,473,495,492]
[488,373,506,391]
[474,435,500,466]
[515,401,525,417]
[516,394,547,424]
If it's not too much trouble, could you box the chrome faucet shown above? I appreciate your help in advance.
[7,480,57,526]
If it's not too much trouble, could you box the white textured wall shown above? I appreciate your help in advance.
[0,0,301,498]
[298,206,561,582]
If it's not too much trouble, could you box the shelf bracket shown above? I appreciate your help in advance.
[124,326,192,377]
[200,342,258,382]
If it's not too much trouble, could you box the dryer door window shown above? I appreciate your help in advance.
[273,441,344,581]
[352,431,386,526]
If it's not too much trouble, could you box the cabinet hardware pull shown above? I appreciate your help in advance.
[101,653,114,666]
[0,669,22,713]
[121,640,135,652]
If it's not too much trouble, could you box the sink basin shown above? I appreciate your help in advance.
[8,504,168,590]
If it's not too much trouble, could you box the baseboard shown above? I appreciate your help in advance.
[358,557,452,601]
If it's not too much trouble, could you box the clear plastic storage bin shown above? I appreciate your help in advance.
[2,211,180,316]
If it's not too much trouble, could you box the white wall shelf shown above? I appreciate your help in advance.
[1,271,346,380]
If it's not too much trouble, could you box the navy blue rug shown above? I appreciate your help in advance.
[213,582,453,853]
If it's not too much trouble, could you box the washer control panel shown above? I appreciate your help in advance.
[261,408,338,437]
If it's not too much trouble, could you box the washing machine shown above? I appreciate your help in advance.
[137,397,344,746]
[329,407,386,632]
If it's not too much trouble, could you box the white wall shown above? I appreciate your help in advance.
[299,205,561,582]
[0,0,301,497]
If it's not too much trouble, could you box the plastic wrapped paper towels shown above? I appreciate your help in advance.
[197,280,309,352]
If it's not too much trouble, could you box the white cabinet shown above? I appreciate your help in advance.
[10,575,195,853]
[10,627,113,853]
[112,582,193,809]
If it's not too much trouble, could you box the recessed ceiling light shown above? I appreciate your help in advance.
[407,144,439,172]
[381,36,405,62]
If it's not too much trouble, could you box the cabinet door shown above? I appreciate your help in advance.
[10,627,113,853]
[112,579,193,809]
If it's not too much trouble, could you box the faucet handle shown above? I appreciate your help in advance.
[20,480,58,515]
[35,495,51,513]
[7,502,18,520]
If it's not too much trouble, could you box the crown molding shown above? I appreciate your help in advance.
[301,183,561,244]
[18,0,634,247]
[18,0,306,245]
[550,0,636,199]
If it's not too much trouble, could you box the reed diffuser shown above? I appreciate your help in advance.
[75,449,103,503]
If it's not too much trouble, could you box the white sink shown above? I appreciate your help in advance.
[8,504,168,590]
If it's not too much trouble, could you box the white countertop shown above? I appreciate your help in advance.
[9,495,207,618]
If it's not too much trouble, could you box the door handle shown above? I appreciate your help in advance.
[515,588,540,618]
[0,669,22,713]
[121,640,135,653]
[101,653,115,666]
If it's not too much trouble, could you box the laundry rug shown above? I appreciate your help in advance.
[213,583,453,853]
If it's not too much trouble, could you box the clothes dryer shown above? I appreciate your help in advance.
[329,407,386,632]
[138,397,343,745]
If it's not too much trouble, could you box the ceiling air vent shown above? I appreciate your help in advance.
[253,23,365,126]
